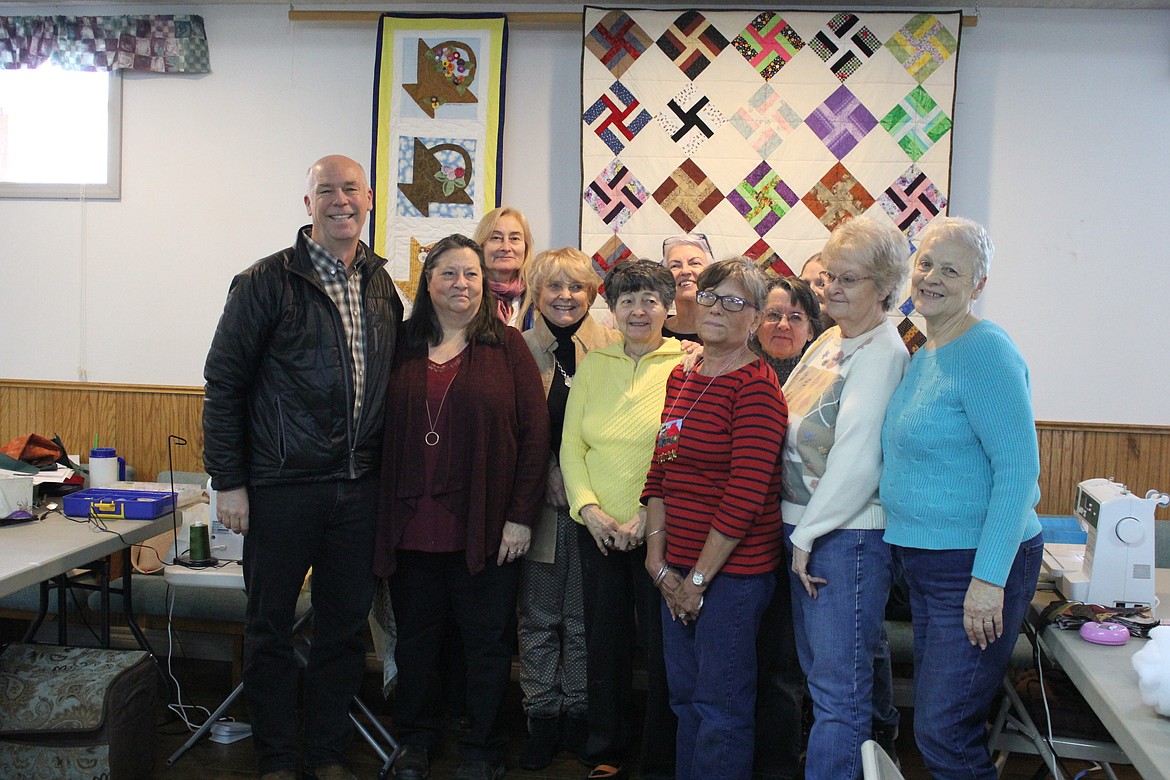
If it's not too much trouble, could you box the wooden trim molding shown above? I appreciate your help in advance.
[1,379,1165,518]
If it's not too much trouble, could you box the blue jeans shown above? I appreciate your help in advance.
[662,571,774,780]
[896,533,1044,779]
[785,525,891,780]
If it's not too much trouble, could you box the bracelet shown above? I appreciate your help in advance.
[652,563,670,586]
[646,528,665,540]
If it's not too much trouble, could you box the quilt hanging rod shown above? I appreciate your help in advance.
[288,9,979,27]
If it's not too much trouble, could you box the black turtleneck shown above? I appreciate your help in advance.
[545,315,586,460]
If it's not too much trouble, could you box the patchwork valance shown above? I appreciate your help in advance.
[0,15,210,73]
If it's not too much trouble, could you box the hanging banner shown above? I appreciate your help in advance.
[372,13,507,303]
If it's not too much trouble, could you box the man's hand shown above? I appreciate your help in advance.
[216,487,250,535]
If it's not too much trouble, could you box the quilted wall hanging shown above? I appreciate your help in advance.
[372,13,507,303]
[580,7,962,348]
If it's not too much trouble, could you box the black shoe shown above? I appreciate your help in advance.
[872,724,900,768]
[394,744,430,779]
[561,713,589,763]
[520,716,561,770]
[453,759,505,780]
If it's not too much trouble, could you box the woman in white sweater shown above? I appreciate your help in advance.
[781,216,909,780]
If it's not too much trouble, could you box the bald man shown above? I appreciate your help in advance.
[203,156,403,780]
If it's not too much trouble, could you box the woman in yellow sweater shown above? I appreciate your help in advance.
[560,259,684,780]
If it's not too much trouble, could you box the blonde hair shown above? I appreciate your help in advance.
[472,206,535,275]
[521,247,601,318]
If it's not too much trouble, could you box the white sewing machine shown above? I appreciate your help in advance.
[1060,477,1168,607]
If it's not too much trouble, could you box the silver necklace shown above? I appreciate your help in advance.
[553,356,573,388]
[662,345,748,422]
[425,365,460,446]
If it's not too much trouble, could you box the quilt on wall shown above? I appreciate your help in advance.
[580,8,962,348]
[373,13,507,304]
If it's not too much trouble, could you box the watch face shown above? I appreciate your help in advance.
[691,571,704,586]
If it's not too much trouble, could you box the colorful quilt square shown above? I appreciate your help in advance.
[657,83,727,158]
[885,13,958,85]
[878,164,947,238]
[742,238,793,277]
[730,85,803,159]
[732,12,804,81]
[584,80,653,155]
[586,10,654,79]
[585,158,650,233]
[592,236,635,294]
[657,11,729,80]
[805,84,878,160]
[727,161,799,237]
[880,86,953,161]
[652,159,724,234]
[809,13,881,81]
[897,316,926,353]
[802,162,875,233]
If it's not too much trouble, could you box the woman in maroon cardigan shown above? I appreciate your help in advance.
[375,234,550,780]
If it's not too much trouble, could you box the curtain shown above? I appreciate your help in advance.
[0,15,209,73]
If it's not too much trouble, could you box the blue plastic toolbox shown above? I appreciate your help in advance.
[62,488,175,520]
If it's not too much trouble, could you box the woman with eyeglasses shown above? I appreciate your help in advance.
[799,252,835,329]
[881,217,1042,778]
[560,259,684,780]
[661,233,714,342]
[473,206,536,329]
[781,216,910,780]
[642,258,786,780]
[747,276,822,780]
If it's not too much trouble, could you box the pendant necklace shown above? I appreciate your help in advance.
[425,360,461,447]
[553,356,573,388]
[654,345,748,463]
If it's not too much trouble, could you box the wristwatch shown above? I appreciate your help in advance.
[690,569,709,588]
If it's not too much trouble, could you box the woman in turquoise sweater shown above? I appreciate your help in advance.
[881,216,1044,779]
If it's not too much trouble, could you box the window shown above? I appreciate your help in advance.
[0,64,122,199]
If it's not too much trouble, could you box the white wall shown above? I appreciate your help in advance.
[1,5,1167,425]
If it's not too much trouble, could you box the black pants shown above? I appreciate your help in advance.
[577,525,676,779]
[242,476,379,774]
[755,561,805,779]
[389,550,521,763]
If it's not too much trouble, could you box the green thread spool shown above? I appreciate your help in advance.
[189,522,212,563]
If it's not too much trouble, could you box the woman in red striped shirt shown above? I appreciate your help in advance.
[642,258,788,780]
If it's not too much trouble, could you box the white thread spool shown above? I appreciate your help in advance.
[89,448,120,488]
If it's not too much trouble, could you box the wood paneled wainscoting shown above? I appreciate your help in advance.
[2,380,1168,519]
[0,380,205,482]
[1036,421,1170,520]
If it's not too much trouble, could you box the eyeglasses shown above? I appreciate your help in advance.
[762,311,807,326]
[914,258,965,279]
[818,270,873,289]
[696,290,754,312]
[662,233,712,261]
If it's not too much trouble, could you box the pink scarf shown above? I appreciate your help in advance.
[488,277,525,324]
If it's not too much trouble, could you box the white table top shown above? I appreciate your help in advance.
[1035,569,1170,780]
[163,561,245,589]
[0,512,175,599]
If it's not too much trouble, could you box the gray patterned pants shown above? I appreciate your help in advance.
[517,507,588,719]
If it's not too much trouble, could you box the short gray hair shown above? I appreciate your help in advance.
[695,257,769,310]
[917,216,995,281]
[823,217,910,312]
[662,234,714,265]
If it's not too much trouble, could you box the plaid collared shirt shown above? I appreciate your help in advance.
[305,230,368,425]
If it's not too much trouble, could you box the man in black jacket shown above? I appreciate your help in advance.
[203,155,403,780]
